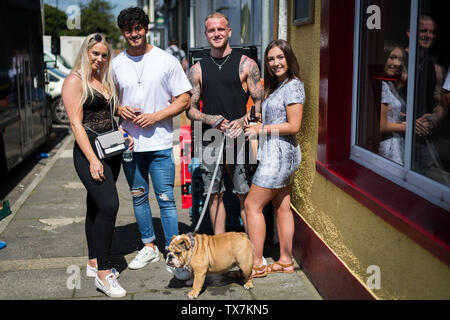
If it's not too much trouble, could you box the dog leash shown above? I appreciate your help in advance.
[193,134,226,234]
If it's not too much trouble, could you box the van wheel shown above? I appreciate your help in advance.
[52,98,69,125]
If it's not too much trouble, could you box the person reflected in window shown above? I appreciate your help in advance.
[430,70,450,185]
[378,42,407,165]
[406,16,446,174]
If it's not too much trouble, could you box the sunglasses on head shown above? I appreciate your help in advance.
[93,34,111,43]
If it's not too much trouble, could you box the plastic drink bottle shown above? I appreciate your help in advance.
[249,105,257,125]
[123,133,133,162]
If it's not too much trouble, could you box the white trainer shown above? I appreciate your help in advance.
[95,273,126,298]
[128,245,160,270]
[165,265,191,281]
[86,264,119,278]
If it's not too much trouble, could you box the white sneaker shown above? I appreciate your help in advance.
[262,256,268,265]
[165,265,191,281]
[95,273,126,298]
[128,245,160,270]
[86,264,120,278]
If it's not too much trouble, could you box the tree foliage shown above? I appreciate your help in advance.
[44,4,67,36]
[44,0,122,47]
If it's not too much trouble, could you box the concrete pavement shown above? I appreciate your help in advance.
[0,126,322,301]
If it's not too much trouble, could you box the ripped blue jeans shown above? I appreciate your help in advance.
[122,148,178,249]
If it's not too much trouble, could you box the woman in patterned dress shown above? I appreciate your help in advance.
[378,42,407,165]
[244,39,305,277]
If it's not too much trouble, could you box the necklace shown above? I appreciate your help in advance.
[210,53,231,71]
[131,52,148,89]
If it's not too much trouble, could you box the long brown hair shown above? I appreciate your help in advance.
[263,39,301,97]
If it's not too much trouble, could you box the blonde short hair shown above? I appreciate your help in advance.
[204,12,230,29]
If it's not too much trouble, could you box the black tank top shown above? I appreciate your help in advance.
[417,55,437,115]
[200,49,249,133]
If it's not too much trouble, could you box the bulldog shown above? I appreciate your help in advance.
[166,232,254,299]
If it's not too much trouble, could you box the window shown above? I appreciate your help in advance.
[293,0,315,26]
[351,0,449,210]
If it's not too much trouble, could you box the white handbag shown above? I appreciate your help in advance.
[93,130,126,159]
[84,103,125,159]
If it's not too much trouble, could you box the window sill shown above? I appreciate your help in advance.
[316,159,450,266]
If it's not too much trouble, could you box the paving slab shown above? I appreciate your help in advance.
[0,129,322,302]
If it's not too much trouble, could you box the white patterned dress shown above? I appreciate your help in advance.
[378,81,405,165]
[252,78,305,189]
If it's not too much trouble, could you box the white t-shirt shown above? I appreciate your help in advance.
[443,71,450,91]
[112,46,192,152]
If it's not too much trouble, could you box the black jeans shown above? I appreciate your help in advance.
[73,138,122,271]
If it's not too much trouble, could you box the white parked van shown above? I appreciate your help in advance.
[44,49,72,75]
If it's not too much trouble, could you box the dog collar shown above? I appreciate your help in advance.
[188,232,195,249]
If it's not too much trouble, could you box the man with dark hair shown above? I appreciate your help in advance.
[113,7,192,270]
[116,6,149,30]
[187,12,264,235]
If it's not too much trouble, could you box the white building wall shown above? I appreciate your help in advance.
[43,35,86,66]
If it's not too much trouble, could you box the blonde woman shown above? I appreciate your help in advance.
[62,33,127,298]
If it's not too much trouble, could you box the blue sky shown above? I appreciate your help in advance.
[44,0,137,20]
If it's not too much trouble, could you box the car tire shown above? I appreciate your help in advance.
[52,97,69,125]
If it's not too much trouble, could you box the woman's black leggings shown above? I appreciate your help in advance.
[73,139,122,271]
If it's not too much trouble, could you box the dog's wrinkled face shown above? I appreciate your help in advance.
[166,234,192,268]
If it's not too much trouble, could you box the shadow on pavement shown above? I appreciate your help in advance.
[0,126,69,201]
[110,217,193,273]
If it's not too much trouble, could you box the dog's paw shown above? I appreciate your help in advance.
[244,279,254,290]
[188,290,199,299]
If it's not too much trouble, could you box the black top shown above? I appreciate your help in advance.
[416,55,437,116]
[200,49,249,133]
[83,90,117,137]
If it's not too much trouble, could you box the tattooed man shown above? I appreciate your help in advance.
[187,12,264,235]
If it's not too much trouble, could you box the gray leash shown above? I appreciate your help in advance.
[194,135,226,234]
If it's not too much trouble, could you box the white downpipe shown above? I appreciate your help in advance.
[278,0,288,40]
[261,0,270,75]
[189,0,196,48]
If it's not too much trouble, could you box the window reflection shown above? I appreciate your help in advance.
[379,42,407,165]
[356,0,450,189]
[411,8,450,186]
[356,0,410,161]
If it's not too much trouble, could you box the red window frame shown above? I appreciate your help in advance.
[317,0,450,265]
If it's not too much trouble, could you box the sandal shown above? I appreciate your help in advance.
[267,261,294,274]
[251,264,268,278]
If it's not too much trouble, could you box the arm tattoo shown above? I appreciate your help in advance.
[239,56,248,76]
[187,63,222,126]
[247,60,264,113]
